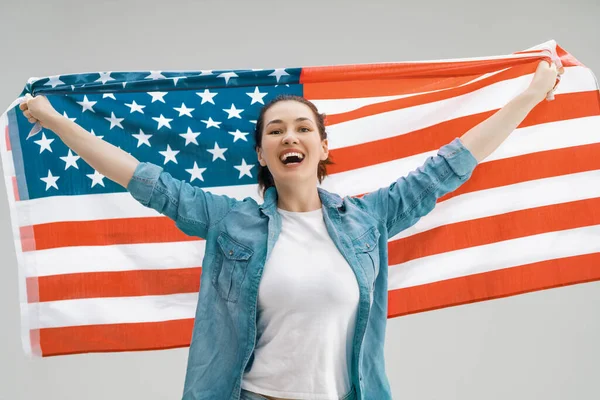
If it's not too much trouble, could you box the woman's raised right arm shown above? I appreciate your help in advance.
[20,94,237,239]
[21,94,139,188]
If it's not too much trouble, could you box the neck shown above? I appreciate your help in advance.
[274,180,322,212]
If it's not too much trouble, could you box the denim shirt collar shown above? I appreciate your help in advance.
[259,186,343,214]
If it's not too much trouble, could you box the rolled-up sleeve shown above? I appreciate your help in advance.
[356,138,478,237]
[127,162,237,239]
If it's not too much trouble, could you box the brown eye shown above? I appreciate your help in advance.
[270,130,282,135]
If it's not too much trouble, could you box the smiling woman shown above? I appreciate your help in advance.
[254,95,334,211]
[15,59,562,400]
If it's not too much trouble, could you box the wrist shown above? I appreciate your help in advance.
[522,86,547,105]
[44,112,67,133]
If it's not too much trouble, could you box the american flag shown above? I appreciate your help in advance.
[2,40,599,357]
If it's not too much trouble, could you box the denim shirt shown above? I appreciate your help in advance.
[127,138,478,400]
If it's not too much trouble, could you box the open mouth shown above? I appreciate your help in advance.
[280,151,305,166]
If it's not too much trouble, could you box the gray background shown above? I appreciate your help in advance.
[1,0,599,399]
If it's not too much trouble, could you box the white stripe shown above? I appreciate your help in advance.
[325,66,595,150]
[2,150,15,177]
[392,169,600,241]
[15,183,261,226]
[322,116,600,198]
[388,224,600,290]
[26,240,205,277]
[29,293,198,329]
[11,115,600,226]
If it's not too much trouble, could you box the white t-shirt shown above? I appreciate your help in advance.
[241,207,360,400]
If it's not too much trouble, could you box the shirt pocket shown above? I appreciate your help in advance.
[352,227,381,292]
[212,232,253,303]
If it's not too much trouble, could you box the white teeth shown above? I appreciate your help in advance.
[280,152,305,161]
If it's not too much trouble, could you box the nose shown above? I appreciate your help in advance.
[281,128,299,145]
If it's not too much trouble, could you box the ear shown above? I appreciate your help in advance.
[256,146,267,167]
[320,138,329,161]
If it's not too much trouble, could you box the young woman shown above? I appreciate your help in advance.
[20,61,561,400]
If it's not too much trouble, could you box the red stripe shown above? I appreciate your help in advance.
[304,73,485,100]
[12,176,19,201]
[327,91,599,175]
[5,124,10,151]
[20,225,35,252]
[36,319,194,357]
[389,197,600,266]
[388,252,600,317]
[22,216,199,251]
[31,267,202,302]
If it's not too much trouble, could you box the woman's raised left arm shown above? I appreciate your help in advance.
[460,60,563,162]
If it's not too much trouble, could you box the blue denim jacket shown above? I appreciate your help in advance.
[127,138,478,400]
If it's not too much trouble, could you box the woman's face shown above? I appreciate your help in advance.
[256,100,329,188]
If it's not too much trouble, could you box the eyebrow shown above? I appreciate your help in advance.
[266,117,313,126]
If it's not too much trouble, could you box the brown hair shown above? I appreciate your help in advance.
[254,94,333,196]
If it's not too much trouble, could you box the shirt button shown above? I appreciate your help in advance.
[229,250,234,256]
[366,244,370,248]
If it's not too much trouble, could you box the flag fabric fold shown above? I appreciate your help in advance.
[2,40,599,358]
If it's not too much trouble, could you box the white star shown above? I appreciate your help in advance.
[228,129,249,142]
[153,114,173,130]
[76,95,97,113]
[218,71,238,84]
[122,82,127,88]
[40,170,60,190]
[132,129,152,147]
[246,87,268,105]
[62,111,76,122]
[87,170,106,188]
[96,72,115,84]
[34,133,54,153]
[144,70,166,80]
[44,75,64,88]
[269,69,290,82]
[105,112,124,129]
[186,162,207,182]
[60,149,80,170]
[249,120,257,124]
[103,93,116,100]
[207,142,227,161]
[179,127,201,146]
[159,145,180,164]
[201,117,221,129]
[223,104,244,119]
[199,70,213,76]
[172,77,183,85]
[174,103,195,117]
[148,92,167,103]
[234,159,254,179]
[89,129,104,140]
[125,100,145,114]
[196,89,217,105]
